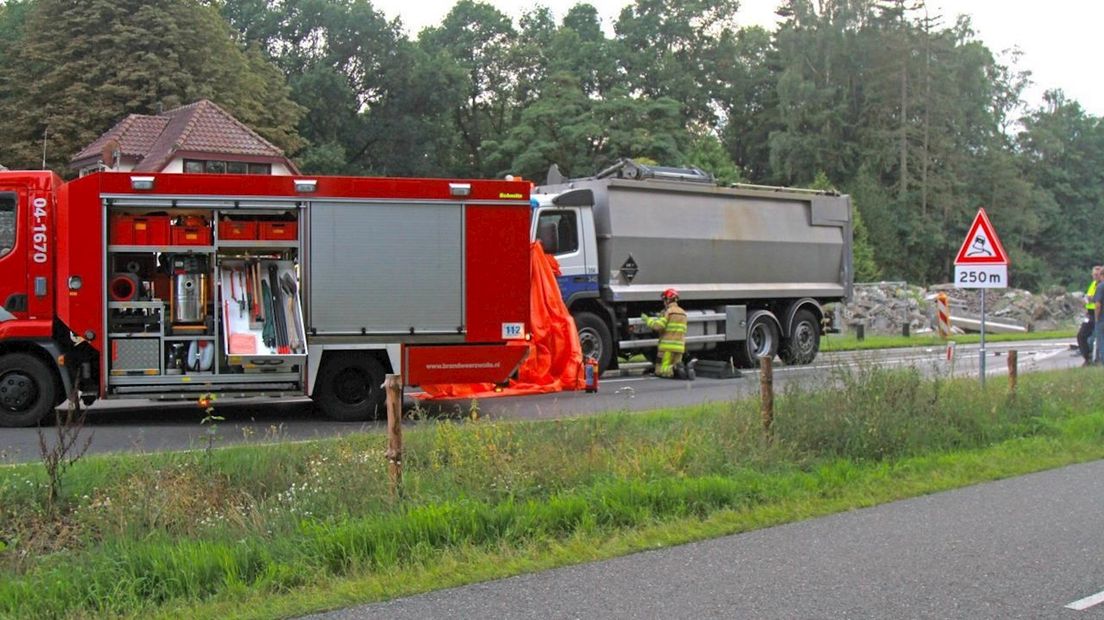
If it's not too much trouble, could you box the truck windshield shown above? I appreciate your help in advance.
[0,194,14,256]
[536,210,578,256]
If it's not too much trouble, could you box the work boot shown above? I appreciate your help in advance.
[686,358,697,381]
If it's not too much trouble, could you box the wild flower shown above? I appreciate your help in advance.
[199,393,224,460]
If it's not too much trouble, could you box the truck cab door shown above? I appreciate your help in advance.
[0,189,28,321]
[533,206,598,304]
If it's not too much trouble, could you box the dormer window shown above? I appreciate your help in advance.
[183,159,272,175]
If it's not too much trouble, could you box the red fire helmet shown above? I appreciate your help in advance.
[662,288,679,301]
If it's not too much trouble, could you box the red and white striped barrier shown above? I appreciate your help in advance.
[936,292,951,339]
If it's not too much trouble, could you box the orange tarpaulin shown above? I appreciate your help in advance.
[416,242,585,399]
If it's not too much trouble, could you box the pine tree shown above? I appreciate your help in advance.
[0,0,303,174]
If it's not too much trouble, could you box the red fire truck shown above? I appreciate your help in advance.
[0,171,531,426]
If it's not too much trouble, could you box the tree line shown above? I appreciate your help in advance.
[0,0,1099,290]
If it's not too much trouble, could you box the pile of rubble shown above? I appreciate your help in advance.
[836,282,1084,335]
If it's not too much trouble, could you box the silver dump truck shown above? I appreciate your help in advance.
[531,159,853,371]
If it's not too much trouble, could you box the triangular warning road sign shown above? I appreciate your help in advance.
[954,208,1008,265]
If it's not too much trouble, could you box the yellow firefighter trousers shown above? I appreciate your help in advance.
[657,351,683,378]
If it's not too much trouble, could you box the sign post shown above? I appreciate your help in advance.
[953,208,1009,386]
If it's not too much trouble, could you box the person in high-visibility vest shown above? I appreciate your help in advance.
[641,288,695,380]
[1078,266,1102,365]
[1093,268,1104,365]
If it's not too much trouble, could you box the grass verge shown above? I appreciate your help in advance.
[1,366,1101,618]
[168,434,1104,620]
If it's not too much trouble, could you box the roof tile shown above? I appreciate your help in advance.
[72,115,169,162]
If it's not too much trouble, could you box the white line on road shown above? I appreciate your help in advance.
[598,345,1073,384]
[1066,589,1104,611]
[1033,349,1066,362]
[601,376,650,384]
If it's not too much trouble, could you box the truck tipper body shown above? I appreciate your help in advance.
[0,170,531,426]
[531,159,852,371]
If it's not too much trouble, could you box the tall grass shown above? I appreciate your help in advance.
[0,366,1099,618]
[771,365,1050,460]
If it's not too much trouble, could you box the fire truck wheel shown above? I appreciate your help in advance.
[734,313,780,368]
[779,309,820,366]
[314,353,386,421]
[573,311,613,373]
[0,353,58,427]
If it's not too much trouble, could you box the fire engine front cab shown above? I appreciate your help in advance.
[0,171,76,426]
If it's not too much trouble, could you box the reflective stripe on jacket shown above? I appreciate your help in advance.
[644,302,687,353]
[1088,280,1098,311]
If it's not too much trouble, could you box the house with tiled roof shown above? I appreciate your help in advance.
[70,99,299,176]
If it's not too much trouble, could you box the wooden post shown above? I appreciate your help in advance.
[384,374,403,499]
[1007,350,1018,394]
[759,355,774,439]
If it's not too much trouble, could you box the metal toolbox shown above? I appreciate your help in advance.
[109,337,161,375]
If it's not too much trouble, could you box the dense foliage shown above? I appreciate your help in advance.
[0,0,1099,288]
[0,0,304,171]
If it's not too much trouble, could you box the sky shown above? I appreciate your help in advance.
[370,0,1104,117]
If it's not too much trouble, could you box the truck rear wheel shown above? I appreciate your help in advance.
[734,313,779,368]
[574,311,613,373]
[780,309,820,365]
[0,353,58,427]
[314,353,386,421]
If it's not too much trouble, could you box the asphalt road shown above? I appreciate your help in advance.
[306,459,1104,619]
[0,338,1084,464]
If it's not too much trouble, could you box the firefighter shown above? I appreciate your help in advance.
[1078,266,1102,365]
[641,288,695,380]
